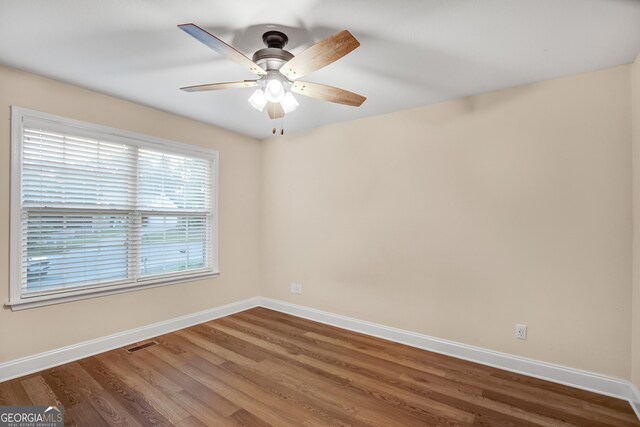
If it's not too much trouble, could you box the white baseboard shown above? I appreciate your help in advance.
[258,297,640,411]
[630,383,640,420]
[0,295,638,421]
[0,297,261,383]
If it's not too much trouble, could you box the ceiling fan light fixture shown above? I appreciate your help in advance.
[248,89,267,111]
[264,79,285,103]
[179,25,366,122]
[281,92,299,113]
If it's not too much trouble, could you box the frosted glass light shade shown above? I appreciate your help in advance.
[264,79,285,103]
[281,92,299,113]
[248,89,267,111]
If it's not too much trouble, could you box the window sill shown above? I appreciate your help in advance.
[4,271,220,311]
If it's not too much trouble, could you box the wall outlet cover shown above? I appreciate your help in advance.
[516,323,527,340]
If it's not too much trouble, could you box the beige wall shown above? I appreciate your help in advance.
[0,66,263,362]
[261,66,633,379]
[633,54,640,388]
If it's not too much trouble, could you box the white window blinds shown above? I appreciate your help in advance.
[10,108,218,308]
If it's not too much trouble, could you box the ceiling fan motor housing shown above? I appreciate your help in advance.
[252,31,294,72]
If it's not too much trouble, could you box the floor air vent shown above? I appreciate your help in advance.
[126,341,158,353]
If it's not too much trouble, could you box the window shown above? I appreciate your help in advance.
[9,107,218,310]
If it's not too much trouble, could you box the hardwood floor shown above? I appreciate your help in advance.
[0,307,637,426]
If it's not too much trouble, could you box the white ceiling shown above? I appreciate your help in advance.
[0,0,639,139]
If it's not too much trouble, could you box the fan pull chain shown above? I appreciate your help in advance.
[270,118,285,136]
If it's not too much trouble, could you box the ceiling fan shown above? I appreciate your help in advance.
[178,24,366,123]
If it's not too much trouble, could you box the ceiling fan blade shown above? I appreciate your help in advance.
[267,102,284,120]
[291,81,366,107]
[280,30,360,80]
[178,23,266,76]
[180,80,259,92]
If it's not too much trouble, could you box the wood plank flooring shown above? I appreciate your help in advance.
[0,307,637,426]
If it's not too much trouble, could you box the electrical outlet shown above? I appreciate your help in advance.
[290,283,302,295]
[515,324,527,340]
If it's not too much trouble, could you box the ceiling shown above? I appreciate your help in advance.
[1,0,639,139]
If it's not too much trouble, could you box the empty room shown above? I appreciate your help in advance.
[1,0,640,425]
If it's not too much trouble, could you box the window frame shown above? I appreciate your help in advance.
[8,106,219,310]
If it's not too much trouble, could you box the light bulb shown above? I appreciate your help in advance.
[281,92,299,113]
[264,79,285,103]
[248,89,267,111]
